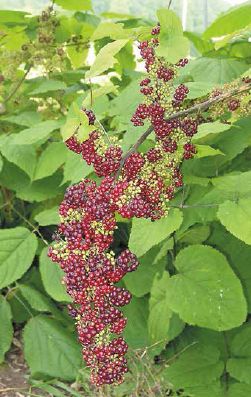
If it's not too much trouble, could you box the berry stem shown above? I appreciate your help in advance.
[116,82,251,178]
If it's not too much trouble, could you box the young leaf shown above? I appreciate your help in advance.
[0,296,13,363]
[166,245,247,331]
[86,39,128,78]
[23,315,81,380]
[217,199,251,245]
[0,227,38,289]
[35,207,60,226]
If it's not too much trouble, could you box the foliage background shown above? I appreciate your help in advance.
[0,0,251,396]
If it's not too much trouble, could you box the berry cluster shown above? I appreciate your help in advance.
[50,21,251,387]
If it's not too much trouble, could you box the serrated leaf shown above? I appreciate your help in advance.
[30,80,67,95]
[129,209,182,257]
[163,344,224,388]
[33,142,67,181]
[35,207,60,226]
[86,39,128,78]
[0,227,38,289]
[39,248,70,302]
[12,120,63,145]
[23,315,81,380]
[218,199,251,245]
[0,296,13,363]
[166,245,247,331]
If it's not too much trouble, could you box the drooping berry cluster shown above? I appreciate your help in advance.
[49,21,251,387]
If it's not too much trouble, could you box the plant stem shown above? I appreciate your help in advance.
[4,65,31,104]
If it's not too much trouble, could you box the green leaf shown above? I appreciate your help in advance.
[0,10,29,24]
[33,142,67,181]
[3,111,42,127]
[0,296,13,363]
[30,80,67,95]
[0,227,38,289]
[0,136,37,179]
[228,383,251,397]
[217,199,251,245]
[203,4,251,39]
[156,9,189,64]
[12,120,63,145]
[166,245,247,331]
[19,285,55,313]
[63,150,92,184]
[54,0,92,11]
[122,297,149,349]
[185,81,215,99]
[227,325,251,384]
[35,207,60,226]
[194,121,231,141]
[212,171,251,195]
[178,225,211,245]
[129,209,182,257]
[148,272,173,349]
[196,145,224,158]
[163,343,224,388]
[123,242,167,297]
[39,248,70,302]
[16,173,63,202]
[86,39,128,78]
[91,22,131,41]
[67,46,88,69]
[183,58,249,84]
[61,118,79,142]
[23,315,81,380]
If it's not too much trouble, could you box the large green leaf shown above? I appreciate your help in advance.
[33,142,68,181]
[166,245,247,330]
[86,39,128,78]
[16,173,63,202]
[217,199,251,245]
[23,315,81,380]
[19,284,56,313]
[0,296,13,363]
[128,209,182,257]
[203,4,251,39]
[0,227,38,289]
[39,248,70,302]
[12,120,63,145]
[3,111,41,127]
[194,121,231,141]
[163,343,224,389]
[156,9,189,64]
[54,0,92,11]
[63,151,92,184]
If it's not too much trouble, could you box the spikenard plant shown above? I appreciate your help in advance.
[49,9,251,387]
[1,2,251,396]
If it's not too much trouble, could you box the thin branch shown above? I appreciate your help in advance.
[168,0,173,9]
[4,65,31,103]
[116,82,251,177]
